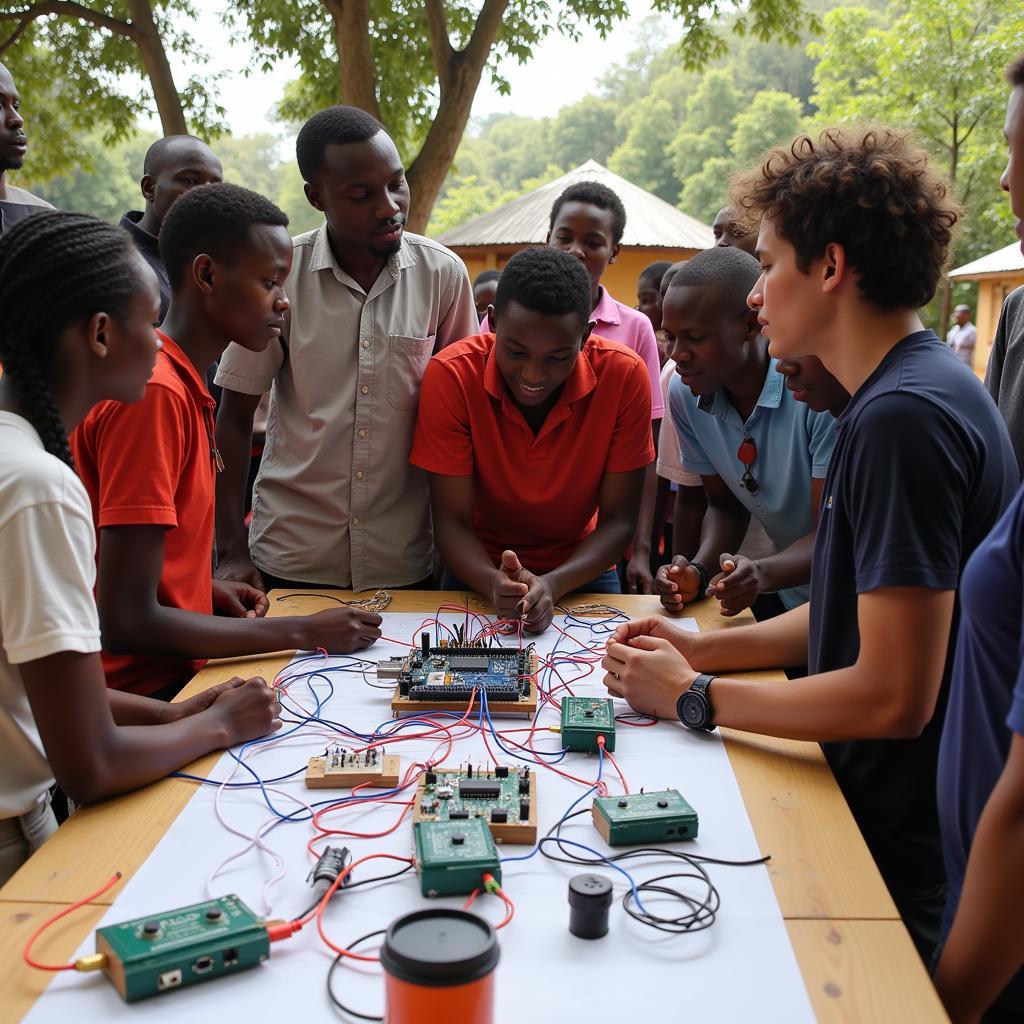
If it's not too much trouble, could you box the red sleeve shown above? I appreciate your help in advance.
[409,358,474,476]
[605,357,656,473]
[88,383,189,528]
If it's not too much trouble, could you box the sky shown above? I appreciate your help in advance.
[156,2,661,139]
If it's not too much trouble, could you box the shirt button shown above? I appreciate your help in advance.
[355,471,364,480]
[352,517,360,526]
[358,429,367,438]
[362,340,370,349]
[360,385,369,395]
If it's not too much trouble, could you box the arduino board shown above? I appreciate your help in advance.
[412,765,537,843]
[384,636,538,717]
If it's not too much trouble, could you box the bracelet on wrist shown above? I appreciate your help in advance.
[689,560,710,597]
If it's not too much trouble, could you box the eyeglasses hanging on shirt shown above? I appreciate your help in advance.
[738,436,758,494]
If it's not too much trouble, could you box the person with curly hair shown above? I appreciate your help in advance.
[411,247,654,634]
[600,125,1018,961]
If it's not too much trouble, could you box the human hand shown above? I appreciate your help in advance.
[212,579,269,618]
[521,574,555,634]
[208,676,283,745]
[214,554,265,591]
[601,637,698,719]
[161,676,256,722]
[654,556,701,611]
[707,554,761,616]
[303,608,383,653]
[492,550,531,619]
[624,552,653,595]
[607,616,699,661]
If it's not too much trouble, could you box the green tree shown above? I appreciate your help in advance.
[678,155,737,224]
[549,97,624,170]
[809,0,1024,326]
[0,2,225,182]
[728,89,804,163]
[426,173,518,235]
[608,98,679,201]
[667,70,744,181]
[230,0,823,232]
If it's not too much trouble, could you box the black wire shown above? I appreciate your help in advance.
[326,930,386,1021]
[294,863,415,924]
[537,808,770,934]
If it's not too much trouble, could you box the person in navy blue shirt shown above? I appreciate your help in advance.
[600,126,1018,962]
[933,51,1024,1024]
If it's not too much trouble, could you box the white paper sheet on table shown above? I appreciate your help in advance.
[25,612,814,1024]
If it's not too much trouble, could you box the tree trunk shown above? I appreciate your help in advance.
[405,0,510,234]
[127,0,187,135]
[326,0,382,119]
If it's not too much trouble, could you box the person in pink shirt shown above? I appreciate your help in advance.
[480,182,663,592]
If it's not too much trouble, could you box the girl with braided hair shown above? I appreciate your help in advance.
[0,211,282,884]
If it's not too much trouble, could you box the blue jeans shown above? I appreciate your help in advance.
[443,567,621,595]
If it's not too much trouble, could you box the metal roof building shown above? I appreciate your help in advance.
[435,160,713,302]
[949,241,1024,376]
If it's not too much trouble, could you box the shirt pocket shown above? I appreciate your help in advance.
[387,335,433,411]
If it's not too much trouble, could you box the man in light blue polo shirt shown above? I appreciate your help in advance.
[654,245,836,618]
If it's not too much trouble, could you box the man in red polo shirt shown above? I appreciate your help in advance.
[72,183,382,699]
[411,247,654,633]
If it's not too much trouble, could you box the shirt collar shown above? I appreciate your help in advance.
[310,224,416,293]
[119,210,160,259]
[156,330,214,409]
[483,335,599,434]
[591,286,620,327]
[697,357,784,419]
[840,329,939,423]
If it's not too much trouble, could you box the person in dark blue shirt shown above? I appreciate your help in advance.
[933,50,1024,1024]
[599,125,1018,962]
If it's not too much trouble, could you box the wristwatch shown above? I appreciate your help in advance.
[676,674,717,731]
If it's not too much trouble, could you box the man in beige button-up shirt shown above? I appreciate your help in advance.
[214,107,476,591]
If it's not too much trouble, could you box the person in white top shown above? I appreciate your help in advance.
[0,211,281,885]
[947,304,978,368]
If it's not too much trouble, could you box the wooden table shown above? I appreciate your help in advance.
[0,592,948,1022]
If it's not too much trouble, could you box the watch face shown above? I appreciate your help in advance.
[680,693,707,728]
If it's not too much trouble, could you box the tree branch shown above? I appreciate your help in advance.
[462,0,510,73]
[423,0,454,89]
[0,1,135,41]
[0,17,31,55]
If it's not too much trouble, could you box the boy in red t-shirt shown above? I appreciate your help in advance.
[72,183,382,698]
[410,247,654,634]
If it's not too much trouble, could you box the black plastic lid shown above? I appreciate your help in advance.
[568,873,613,909]
[381,909,500,988]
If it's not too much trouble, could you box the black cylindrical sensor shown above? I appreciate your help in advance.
[568,873,613,939]
[421,631,430,656]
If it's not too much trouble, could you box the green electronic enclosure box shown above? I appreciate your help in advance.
[414,818,502,897]
[592,789,699,846]
[560,696,616,752]
[95,894,268,1002]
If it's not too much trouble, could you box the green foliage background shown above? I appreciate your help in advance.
[7,0,1023,327]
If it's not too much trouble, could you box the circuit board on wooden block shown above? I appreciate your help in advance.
[305,747,401,789]
[560,696,616,752]
[414,818,502,897]
[384,640,538,717]
[592,789,699,846]
[413,765,537,844]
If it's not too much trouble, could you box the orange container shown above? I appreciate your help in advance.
[380,909,499,1024]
